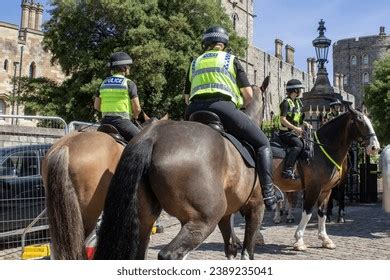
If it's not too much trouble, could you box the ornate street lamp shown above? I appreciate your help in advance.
[312,19,331,70]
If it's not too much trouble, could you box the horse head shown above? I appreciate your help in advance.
[346,104,380,155]
[245,75,269,124]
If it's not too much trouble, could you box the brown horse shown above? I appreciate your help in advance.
[42,131,124,259]
[94,83,270,260]
[42,114,164,259]
[269,108,380,250]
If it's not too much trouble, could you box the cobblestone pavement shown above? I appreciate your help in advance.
[1,203,389,260]
[147,203,390,260]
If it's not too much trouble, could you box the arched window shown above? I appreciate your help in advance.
[362,72,369,84]
[362,54,369,65]
[343,74,348,85]
[3,59,9,72]
[29,62,36,79]
[232,12,239,30]
[351,55,357,66]
[0,99,5,114]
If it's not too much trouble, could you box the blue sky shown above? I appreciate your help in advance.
[1,0,389,80]
[253,0,390,78]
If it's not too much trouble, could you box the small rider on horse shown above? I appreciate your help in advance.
[278,79,312,180]
[327,99,342,121]
[183,26,283,211]
[94,51,142,141]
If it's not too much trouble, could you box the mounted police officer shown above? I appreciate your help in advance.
[94,51,142,141]
[326,99,342,121]
[183,26,283,211]
[279,79,312,180]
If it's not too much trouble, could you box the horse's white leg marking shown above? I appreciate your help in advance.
[182,252,190,260]
[293,211,312,251]
[241,249,250,260]
[318,214,336,249]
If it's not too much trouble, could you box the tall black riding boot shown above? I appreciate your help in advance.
[282,148,301,180]
[256,146,284,211]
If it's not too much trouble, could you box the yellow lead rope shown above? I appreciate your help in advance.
[314,131,343,174]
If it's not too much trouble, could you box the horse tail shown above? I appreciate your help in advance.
[45,146,85,259]
[94,138,154,259]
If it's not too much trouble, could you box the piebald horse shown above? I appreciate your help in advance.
[270,108,380,250]
[41,114,164,259]
[94,82,270,260]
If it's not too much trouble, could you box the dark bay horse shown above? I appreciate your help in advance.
[269,108,380,250]
[94,84,269,260]
[42,114,165,259]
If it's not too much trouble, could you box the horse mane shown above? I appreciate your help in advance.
[316,111,352,147]
[318,111,350,134]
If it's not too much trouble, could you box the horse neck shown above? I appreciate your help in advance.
[244,92,264,123]
[317,112,353,165]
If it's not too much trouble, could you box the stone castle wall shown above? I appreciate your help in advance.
[0,1,65,116]
[333,31,390,107]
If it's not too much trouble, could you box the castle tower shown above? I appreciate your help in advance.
[20,0,30,29]
[333,26,390,107]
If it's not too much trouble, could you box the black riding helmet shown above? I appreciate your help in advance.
[330,99,342,107]
[107,51,133,69]
[202,26,229,50]
[286,79,304,93]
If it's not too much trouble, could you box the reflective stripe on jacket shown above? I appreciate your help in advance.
[99,74,132,116]
[280,97,303,131]
[189,50,243,108]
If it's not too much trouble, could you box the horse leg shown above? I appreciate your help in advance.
[229,214,243,249]
[293,190,318,251]
[239,201,263,260]
[317,191,336,249]
[218,215,238,260]
[337,184,346,223]
[326,188,335,223]
[158,219,218,260]
[286,193,295,223]
[273,200,283,224]
[136,181,162,259]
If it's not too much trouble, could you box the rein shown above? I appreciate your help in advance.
[313,131,343,175]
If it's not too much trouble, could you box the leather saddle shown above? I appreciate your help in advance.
[97,124,127,146]
[189,111,255,168]
[270,131,314,162]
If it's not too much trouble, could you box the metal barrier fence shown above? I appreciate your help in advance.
[0,115,70,259]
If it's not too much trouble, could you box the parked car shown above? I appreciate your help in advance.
[0,144,51,239]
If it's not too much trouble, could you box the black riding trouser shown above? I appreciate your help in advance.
[279,130,303,170]
[101,116,140,142]
[185,99,273,188]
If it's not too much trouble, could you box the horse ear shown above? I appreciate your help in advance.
[143,111,150,121]
[344,102,355,114]
[161,113,169,120]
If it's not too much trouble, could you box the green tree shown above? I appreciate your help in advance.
[364,54,390,145]
[30,0,245,121]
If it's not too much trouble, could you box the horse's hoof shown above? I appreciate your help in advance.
[322,239,336,249]
[227,255,235,260]
[273,219,281,224]
[286,218,295,223]
[337,217,345,223]
[293,244,307,251]
[255,232,265,245]
[293,241,307,251]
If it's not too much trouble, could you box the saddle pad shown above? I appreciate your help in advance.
[221,132,255,168]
